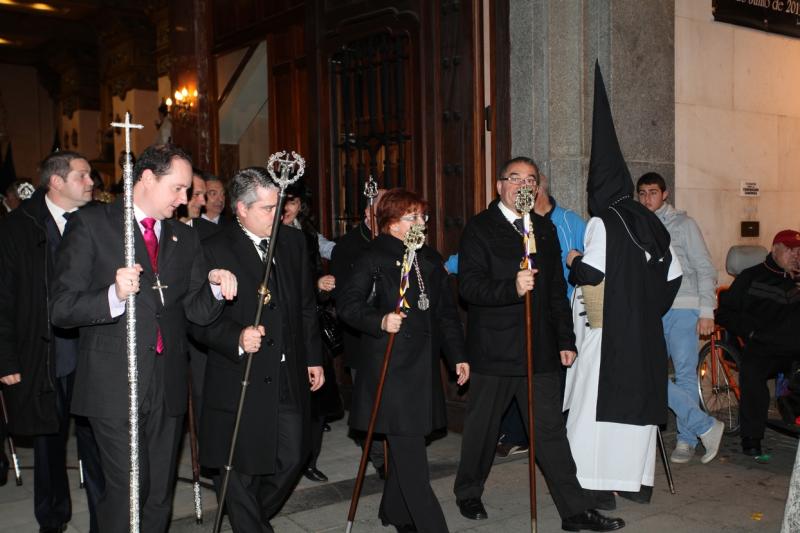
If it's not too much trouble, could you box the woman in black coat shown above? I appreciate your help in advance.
[337,188,469,533]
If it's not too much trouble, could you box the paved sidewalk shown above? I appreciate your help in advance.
[0,417,795,532]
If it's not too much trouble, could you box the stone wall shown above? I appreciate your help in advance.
[509,0,675,218]
[676,0,800,283]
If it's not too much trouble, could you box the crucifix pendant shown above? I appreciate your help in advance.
[152,274,168,306]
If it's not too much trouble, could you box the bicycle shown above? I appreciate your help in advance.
[697,324,742,435]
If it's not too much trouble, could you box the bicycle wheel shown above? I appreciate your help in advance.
[697,341,741,435]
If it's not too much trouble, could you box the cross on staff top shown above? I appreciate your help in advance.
[111,112,144,166]
[364,175,379,201]
[266,151,305,188]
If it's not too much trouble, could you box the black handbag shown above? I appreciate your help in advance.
[317,303,343,354]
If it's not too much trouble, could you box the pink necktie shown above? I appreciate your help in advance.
[141,218,164,354]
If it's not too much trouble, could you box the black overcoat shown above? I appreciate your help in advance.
[458,200,576,376]
[190,223,322,475]
[329,222,373,369]
[337,233,465,437]
[0,189,64,434]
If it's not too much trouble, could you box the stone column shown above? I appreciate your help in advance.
[509,0,675,217]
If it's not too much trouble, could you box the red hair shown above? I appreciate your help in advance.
[377,188,428,234]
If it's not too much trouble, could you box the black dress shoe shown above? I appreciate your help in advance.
[588,489,616,511]
[742,437,763,457]
[457,498,488,520]
[302,466,328,482]
[561,509,625,532]
[39,526,67,533]
[322,422,331,432]
[616,484,652,504]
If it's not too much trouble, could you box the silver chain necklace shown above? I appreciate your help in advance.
[413,255,430,310]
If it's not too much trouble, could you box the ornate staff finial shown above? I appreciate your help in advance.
[514,185,535,215]
[364,175,379,203]
[266,150,305,189]
[16,182,34,201]
[403,223,426,252]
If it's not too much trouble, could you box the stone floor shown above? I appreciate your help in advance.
[0,417,796,532]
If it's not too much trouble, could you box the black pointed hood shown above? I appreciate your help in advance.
[587,61,670,261]
[588,61,632,214]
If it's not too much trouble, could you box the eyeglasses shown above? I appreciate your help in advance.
[400,213,429,223]
[501,176,538,186]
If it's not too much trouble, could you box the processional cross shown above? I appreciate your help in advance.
[110,111,145,533]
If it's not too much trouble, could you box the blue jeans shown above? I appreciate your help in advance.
[664,308,715,447]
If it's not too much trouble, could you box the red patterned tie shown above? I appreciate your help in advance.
[141,218,164,354]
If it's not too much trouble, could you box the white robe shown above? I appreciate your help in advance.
[563,218,681,491]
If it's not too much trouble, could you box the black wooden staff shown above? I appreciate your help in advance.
[656,427,676,494]
[212,153,305,533]
[345,224,425,533]
[0,390,21,486]
[362,176,388,480]
[186,374,203,523]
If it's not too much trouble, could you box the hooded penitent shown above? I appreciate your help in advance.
[586,61,680,426]
[587,61,670,262]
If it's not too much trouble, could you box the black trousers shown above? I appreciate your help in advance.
[88,360,183,533]
[454,371,589,519]
[33,373,104,532]
[740,351,799,440]
[308,415,324,467]
[381,434,449,532]
[215,367,305,532]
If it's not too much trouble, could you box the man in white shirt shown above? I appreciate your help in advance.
[0,151,104,532]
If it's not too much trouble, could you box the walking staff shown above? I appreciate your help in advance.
[212,151,305,533]
[515,185,538,533]
[109,113,144,533]
[186,376,203,523]
[345,223,426,533]
[0,390,21,485]
[362,174,389,476]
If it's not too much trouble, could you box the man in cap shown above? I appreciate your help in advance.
[717,229,800,457]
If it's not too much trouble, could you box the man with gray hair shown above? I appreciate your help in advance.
[0,151,104,532]
[191,167,324,532]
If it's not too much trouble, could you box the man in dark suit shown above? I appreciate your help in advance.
[0,151,104,533]
[453,157,623,532]
[329,189,386,474]
[201,174,227,225]
[190,167,323,533]
[50,144,238,533]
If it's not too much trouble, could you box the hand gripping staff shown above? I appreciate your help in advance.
[515,185,539,533]
[345,223,426,533]
[110,113,144,533]
[211,151,305,533]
